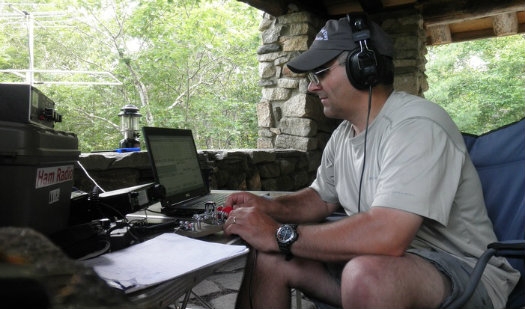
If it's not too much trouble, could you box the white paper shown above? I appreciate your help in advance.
[82,233,248,293]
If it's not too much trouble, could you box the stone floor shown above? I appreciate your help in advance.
[181,256,316,309]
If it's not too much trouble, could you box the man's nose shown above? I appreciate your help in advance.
[307,81,321,92]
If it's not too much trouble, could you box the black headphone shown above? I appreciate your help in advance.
[345,14,379,90]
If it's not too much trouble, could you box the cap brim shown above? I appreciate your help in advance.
[287,49,343,73]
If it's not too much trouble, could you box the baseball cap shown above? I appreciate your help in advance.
[287,16,394,73]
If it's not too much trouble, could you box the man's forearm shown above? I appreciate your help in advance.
[269,188,338,223]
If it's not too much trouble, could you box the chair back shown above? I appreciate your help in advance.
[463,118,525,308]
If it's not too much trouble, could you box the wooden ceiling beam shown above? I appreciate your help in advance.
[325,0,363,16]
[451,28,500,44]
[493,12,519,36]
[237,0,287,16]
[423,0,525,26]
[382,0,417,7]
[427,24,452,45]
[238,0,524,45]
[358,0,383,14]
[237,0,329,17]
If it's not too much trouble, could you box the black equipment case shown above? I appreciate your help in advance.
[0,84,80,235]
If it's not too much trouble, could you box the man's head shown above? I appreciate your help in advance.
[287,15,394,90]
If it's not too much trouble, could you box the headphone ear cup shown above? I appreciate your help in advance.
[346,50,363,90]
[346,49,379,90]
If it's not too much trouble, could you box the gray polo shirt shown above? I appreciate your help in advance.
[311,91,520,308]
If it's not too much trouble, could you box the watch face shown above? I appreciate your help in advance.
[277,225,296,243]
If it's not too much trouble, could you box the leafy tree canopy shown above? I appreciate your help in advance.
[0,0,261,152]
[425,35,525,135]
[1,1,523,151]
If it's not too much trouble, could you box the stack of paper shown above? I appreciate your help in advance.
[82,233,248,293]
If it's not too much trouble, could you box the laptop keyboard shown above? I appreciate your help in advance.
[162,192,230,218]
[184,192,229,207]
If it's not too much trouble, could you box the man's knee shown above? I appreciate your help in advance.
[340,255,409,308]
[250,251,299,283]
[341,256,384,297]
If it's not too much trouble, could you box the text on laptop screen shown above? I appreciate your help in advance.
[147,134,204,197]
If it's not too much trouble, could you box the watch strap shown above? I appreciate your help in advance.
[277,224,298,261]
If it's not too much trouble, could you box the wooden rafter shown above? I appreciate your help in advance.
[237,0,525,45]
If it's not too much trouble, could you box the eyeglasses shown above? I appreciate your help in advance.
[307,63,339,85]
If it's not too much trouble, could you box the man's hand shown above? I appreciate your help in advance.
[224,191,273,212]
[223,205,280,253]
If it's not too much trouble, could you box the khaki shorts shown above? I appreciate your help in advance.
[408,248,493,309]
[313,248,493,309]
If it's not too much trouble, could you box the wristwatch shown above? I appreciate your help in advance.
[276,224,299,261]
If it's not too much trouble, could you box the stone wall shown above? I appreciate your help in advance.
[74,9,428,194]
[74,149,320,193]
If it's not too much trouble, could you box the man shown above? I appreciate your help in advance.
[223,15,519,309]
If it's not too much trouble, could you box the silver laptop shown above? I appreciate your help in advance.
[142,126,228,217]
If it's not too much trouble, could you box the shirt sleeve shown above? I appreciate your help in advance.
[372,119,466,226]
[310,127,340,204]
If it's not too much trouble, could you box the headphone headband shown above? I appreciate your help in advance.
[345,14,379,90]
[349,15,371,42]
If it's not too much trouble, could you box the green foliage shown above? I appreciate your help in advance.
[425,35,525,135]
[1,0,260,152]
[3,1,523,151]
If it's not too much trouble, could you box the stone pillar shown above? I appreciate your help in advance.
[379,9,428,96]
[255,9,428,149]
[256,12,339,152]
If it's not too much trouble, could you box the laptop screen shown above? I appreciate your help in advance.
[142,127,209,204]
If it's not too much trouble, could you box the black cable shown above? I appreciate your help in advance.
[249,248,257,309]
[143,206,163,214]
[76,240,111,261]
[357,85,373,213]
[98,201,128,220]
[106,220,130,236]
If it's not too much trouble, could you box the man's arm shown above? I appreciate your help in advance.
[225,187,339,224]
[225,193,423,261]
[290,206,423,261]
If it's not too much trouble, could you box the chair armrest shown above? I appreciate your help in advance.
[489,240,525,258]
[444,240,525,309]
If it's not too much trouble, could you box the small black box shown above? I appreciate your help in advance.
[0,121,80,235]
[0,83,62,128]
